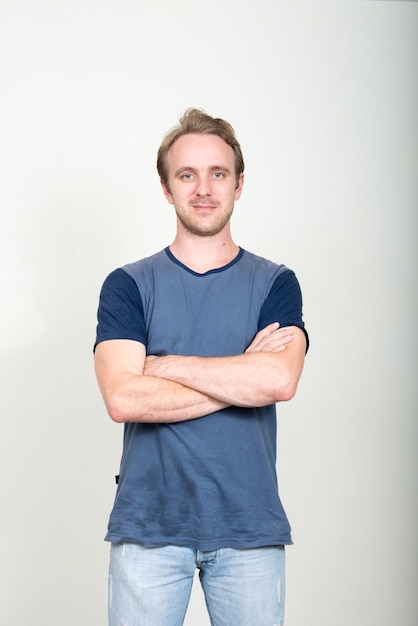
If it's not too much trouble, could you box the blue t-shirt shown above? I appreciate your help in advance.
[95,247,308,550]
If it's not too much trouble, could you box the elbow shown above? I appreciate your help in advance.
[277,382,298,402]
[270,358,304,403]
[272,376,299,403]
[109,410,126,424]
[106,391,152,423]
[108,406,127,424]
[106,394,131,423]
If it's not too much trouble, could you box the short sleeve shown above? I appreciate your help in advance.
[259,269,309,352]
[94,268,147,350]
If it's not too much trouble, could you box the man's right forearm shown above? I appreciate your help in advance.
[101,372,228,424]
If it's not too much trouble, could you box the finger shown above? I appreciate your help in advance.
[265,329,294,348]
[260,321,281,334]
[245,322,280,352]
[248,328,294,353]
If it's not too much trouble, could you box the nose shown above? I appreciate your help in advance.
[195,176,211,196]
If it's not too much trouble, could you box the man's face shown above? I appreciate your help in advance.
[162,133,244,238]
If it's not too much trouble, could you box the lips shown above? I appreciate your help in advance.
[190,201,219,209]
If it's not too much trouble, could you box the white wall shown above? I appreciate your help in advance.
[1,1,416,624]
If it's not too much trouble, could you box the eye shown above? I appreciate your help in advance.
[181,172,194,180]
[213,171,225,179]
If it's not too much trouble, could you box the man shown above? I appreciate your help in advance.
[94,108,308,626]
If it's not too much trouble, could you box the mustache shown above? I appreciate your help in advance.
[189,199,220,207]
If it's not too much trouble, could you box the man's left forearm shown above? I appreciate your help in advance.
[144,331,306,407]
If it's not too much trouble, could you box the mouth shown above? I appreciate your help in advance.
[190,202,218,210]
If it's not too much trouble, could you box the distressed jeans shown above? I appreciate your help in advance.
[108,543,285,626]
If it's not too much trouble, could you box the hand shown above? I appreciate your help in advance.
[143,354,162,377]
[143,354,178,378]
[245,322,293,354]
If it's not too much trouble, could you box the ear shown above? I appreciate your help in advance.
[161,180,174,204]
[234,173,244,201]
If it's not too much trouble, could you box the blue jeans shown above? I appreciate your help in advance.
[108,543,285,626]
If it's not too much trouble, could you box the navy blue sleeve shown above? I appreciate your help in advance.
[94,268,147,350]
[259,269,309,352]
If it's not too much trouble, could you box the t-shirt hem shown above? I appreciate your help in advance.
[104,533,293,550]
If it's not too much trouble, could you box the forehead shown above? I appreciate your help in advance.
[167,133,234,171]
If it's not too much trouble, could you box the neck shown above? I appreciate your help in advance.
[170,227,239,274]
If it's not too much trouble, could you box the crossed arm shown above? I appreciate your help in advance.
[94,323,306,424]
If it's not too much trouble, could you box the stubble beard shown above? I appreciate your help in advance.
[174,204,234,237]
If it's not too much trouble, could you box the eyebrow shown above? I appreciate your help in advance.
[174,165,232,177]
